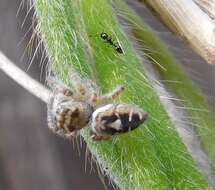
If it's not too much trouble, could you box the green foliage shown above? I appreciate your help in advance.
[115,0,215,170]
[35,0,211,189]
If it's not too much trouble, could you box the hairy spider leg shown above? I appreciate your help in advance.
[90,85,125,106]
[69,69,88,97]
[47,77,73,97]
[69,69,100,101]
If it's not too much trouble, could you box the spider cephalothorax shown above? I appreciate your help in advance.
[47,69,147,140]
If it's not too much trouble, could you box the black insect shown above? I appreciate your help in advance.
[100,32,124,54]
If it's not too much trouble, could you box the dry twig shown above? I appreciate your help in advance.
[143,0,215,65]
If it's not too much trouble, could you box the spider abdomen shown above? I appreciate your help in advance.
[90,104,147,140]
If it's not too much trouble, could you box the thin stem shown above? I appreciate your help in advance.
[0,51,51,103]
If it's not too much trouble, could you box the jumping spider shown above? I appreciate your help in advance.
[47,69,147,140]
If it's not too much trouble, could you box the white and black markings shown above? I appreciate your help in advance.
[90,104,148,140]
[47,69,147,140]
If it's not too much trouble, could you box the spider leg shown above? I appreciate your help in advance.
[96,85,125,104]
[65,131,80,139]
[69,69,100,101]
[90,130,111,141]
[69,69,88,97]
[47,77,73,97]
[89,91,98,104]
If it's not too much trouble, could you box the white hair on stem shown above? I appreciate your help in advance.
[142,53,215,187]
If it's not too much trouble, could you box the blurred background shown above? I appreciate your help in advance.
[0,0,109,190]
[0,0,214,190]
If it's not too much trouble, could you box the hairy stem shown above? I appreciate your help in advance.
[34,0,211,189]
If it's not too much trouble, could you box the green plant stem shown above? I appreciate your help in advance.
[35,0,210,189]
